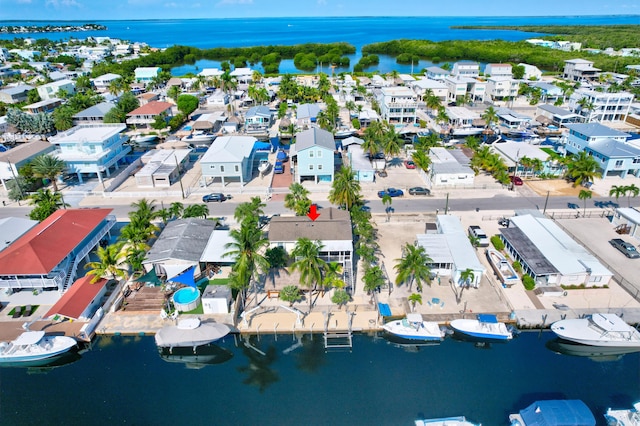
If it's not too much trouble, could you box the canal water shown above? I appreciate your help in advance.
[0,331,637,425]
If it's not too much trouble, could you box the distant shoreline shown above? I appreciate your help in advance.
[0,23,106,34]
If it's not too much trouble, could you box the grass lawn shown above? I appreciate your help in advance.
[8,305,39,317]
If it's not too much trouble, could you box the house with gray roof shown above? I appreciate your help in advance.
[290,127,336,183]
[296,103,321,128]
[142,218,218,279]
[428,147,475,187]
[0,85,33,104]
[244,105,272,134]
[0,141,55,188]
[536,104,582,128]
[73,102,116,125]
[0,217,39,252]
[200,135,256,186]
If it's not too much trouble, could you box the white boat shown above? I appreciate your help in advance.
[546,337,640,362]
[451,127,484,136]
[258,160,271,174]
[486,249,519,287]
[334,127,355,138]
[509,400,595,426]
[0,331,77,363]
[550,313,640,348]
[158,344,233,369]
[181,131,215,147]
[415,416,480,426]
[450,314,513,341]
[382,313,445,342]
[155,318,231,350]
[132,134,158,144]
[605,401,640,426]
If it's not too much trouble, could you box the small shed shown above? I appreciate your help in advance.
[202,285,232,314]
[612,207,640,240]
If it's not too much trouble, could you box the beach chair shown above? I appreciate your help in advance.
[23,304,32,317]
[12,306,22,318]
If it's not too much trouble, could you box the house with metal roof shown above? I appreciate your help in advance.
[0,141,55,188]
[296,103,321,129]
[536,104,582,128]
[200,135,256,186]
[416,215,486,287]
[568,89,633,123]
[375,86,419,125]
[563,59,600,83]
[23,98,62,114]
[500,214,612,287]
[45,276,108,321]
[428,147,475,187]
[244,105,272,134]
[37,79,76,101]
[425,66,450,82]
[92,73,122,91]
[290,127,336,183]
[0,217,39,252]
[135,148,191,188]
[143,218,218,280]
[0,84,33,104]
[491,140,563,177]
[346,144,375,182]
[72,101,116,125]
[134,66,161,83]
[0,208,115,293]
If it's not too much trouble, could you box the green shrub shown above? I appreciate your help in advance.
[522,275,535,291]
[512,260,522,273]
[490,235,504,251]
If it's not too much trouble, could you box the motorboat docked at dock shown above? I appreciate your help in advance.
[382,313,446,342]
[181,131,215,147]
[509,400,595,426]
[415,416,480,426]
[550,313,640,348]
[604,401,640,426]
[486,249,519,287]
[450,314,514,341]
[0,331,77,363]
[155,317,231,351]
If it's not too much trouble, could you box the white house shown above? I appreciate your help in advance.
[563,59,600,83]
[200,135,256,186]
[346,144,375,182]
[428,147,475,187]
[568,89,633,123]
[451,61,480,78]
[486,76,518,101]
[518,63,542,80]
[425,66,450,81]
[484,63,512,78]
[37,79,76,100]
[444,76,486,103]
[376,86,419,125]
[230,67,253,83]
[411,78,448,102]
[93,73,122,91]
[134,67,161,83]
[491,140,563,177]
[536,104,583,128]
[135,149,192,188]
[611,207,640,240]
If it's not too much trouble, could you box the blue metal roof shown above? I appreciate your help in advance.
[519,400,595,426]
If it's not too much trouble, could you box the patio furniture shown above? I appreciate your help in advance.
[23,305,32,317]
[12,306,22,318]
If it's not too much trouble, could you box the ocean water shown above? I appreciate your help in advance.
[0,331,638,425]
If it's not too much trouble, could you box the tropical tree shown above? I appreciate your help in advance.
[28,188,69,221]
[331,289,350,309]
[362,265,385,302]
[578,189,592,216]
[408,293,422,312]
[624,184,639,207]
[169,201,184,219]
[329,167,361,210]
[322,261,345,292]
[130,198,158,223]
[609,185,626,204]
[380,125,402,160]
[394,242,432,292]
[84,242,128,284]
[30,154,66,192]
[481,106,498,129]
[224,220,269,302]
[290,238,326,310]
[565,151,600,187]
[411,150,431,173]
[459,268,475,288]
[182,204,209,219]
[280,285,302,306]
[234,196,265,224]
[284,183,312,216]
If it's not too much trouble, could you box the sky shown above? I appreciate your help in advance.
[0,0,638,21]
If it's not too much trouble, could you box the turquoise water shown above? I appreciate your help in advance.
[173,287,199,304]
[0,331,638,425]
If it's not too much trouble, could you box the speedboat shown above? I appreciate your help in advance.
[158,344,233,369]
[486,249,519,287]
[0,331,77,363]
[605,401,640,426]
[382,313,445,342]
[450,314,513,341]
[546,337,640,362]
[155,317,231,351]
[258,159,271,174]
[181,131,215,147]
[132,134,158,144]
[509,400,595,426]
[334,127,355,138]
[550,313,640,348]
[415,416,480,426]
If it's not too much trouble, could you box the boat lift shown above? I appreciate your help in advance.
[323,310,354,351]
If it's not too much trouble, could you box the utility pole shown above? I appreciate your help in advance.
[543,190,550,215]
[174,154,185,199]
[444,193,449,215]
[7,160,23,206]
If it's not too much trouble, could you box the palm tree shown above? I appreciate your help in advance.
[624,184,639,207]
[322,261,345,293]
[459,268,475,288]
[565,151,600,187]
[169,202,184,219]
[481,106,498,129]
[408,293,422,312]
[609,185,626,204]
[394,242,432,292]
[182,204,209,219]
[411,150,431,173]
[362,265,385,302]
[290,238,327,310]
[380,125,402,160]
[234,196,266,224]
[578,189,592,216]
[224,220,269,302]
[130,198,158,223]
[284,183,312,216]
[328,167,361,211]
[30,154,66,192]
[436,107,449,126]
[577,97,595,122]
[84,242,128,284]
[28,188,69,221]
[382,193,392,222]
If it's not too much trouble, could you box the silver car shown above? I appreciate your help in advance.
[610,238,640,259]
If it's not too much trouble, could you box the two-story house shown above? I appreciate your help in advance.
[484,63,512,78]
[375,86,419,125]
[126,101,174,128]
[291,127,336,183]
[37,79,76,101]
[72,102,116,125]
[425,66,450,82]
[518,63,542,80]
[451,61,480,78]
[0,85,33,104]
[296,103,321,129]
[444,76,486,103]
[134,67,161,83]
[486,76,518,101]
[48,123,131,185]
[568,89,633,123]
[565,123,639,178]
[23,98,62,114]
[92,73,122,91]
[200,135,256,186]
[563,59,600,83]
[244,105,272,134]
[411,78,448,103]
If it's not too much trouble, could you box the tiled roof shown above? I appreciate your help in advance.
[0,208,113,275]
[127,101,173,116]
[45,275,108,320]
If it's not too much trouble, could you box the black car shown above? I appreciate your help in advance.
[202,193,226,202]
[408,187,430,196]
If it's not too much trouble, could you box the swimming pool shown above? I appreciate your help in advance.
[183,125,192,131]
[172,287,201,312]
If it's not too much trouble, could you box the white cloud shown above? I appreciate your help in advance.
[216,0,254,5]
[45,0,81,7]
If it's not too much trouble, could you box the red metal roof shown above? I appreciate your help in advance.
[0,208,113,275]
[45,275,108,320]
[127,101,173,116]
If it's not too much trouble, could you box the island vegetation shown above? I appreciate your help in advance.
[0,23,106,34]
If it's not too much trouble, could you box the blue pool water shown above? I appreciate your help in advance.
[172,287,199,304]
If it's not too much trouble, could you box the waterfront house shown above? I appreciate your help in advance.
[495,107,533,128]
[126,101,174,128]
[143,218,218,280]
[564,123,639,178]
[428,147,475,187]
[72,101,116,125]
[9,49,39,61]
[444,76,486,103]
[230,67,253,83]
[135,148,191,188]
[416,215,485,287]
[290,127,336,183]
[296,103,321,129]
[536,104,583,128]
[485,63,512,78]
[48,123,131,185]
[93,73,122,91]
[451,61,480,78]
[529,82,564,104]
[0,140,56,189]
[198,68,224,79]
[445,106,480,131]
[411,78,448,102]
[0,85,33,104]
[486,76,518,101]
[0,217,39,253]
[206,90,230,106]
[490,140,563,177]
[23,98,62,114]
[563,59,600,83]
[134,67,161,83]
[200,135,256,186]
[568,89,633,123]
[244,105,272,134]
[375,86,419,125]
[268,207,354,289]
[500,213,612,287]
[518,63,542,80]
[37,79,75,101]
[357,109,380,128]
[425,66,450,82]
[0,208,116,293]
[45,275,108,321]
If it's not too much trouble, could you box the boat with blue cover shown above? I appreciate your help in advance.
[450,314,513,341]
[415,416,480,426]
[604,401,640,425]
[509,399,595,426]
[382,313,445,342]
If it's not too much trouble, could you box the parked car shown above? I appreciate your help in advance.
[468,225,490,247]
[376,170,387,178]
[408,187,430,196]
[510,176,523,186]
[377,188,404,198]
[274,161,284,174]
[609,238,640,259]
[404,160,416,169]
[202,193,227,203]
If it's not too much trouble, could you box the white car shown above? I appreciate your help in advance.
[468,225,489,247]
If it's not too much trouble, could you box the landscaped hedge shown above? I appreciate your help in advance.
[490,235,504,251]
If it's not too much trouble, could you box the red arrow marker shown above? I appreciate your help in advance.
[307,204,320,221]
